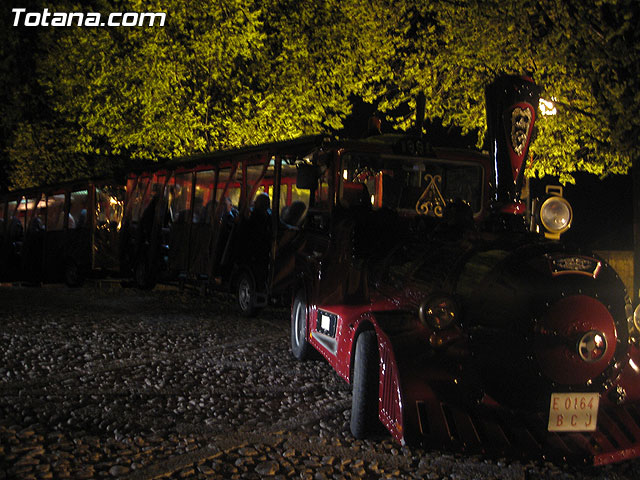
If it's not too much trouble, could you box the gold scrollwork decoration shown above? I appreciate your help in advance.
[415,174,446,217]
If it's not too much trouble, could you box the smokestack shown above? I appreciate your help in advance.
[485,75,541,207]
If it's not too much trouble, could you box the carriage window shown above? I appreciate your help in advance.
[138,175,164,226]
[215,167,241,218]
[35,195,46,231]
[8,199,24,239]
[193,170,215,224]
[290,184,311,206]
[145,175,165,212]
[281,164,303,206]
[315,166,331,207]
[47,194,66,231]
[246,163,275,212]
[24,196,43,232]
[131,177,150,222]
[96,187,124,227]
[70,190,89,229]
[277,185,288,211]
[25,194,47,232]
[171,172,193,224]
[253,184,285,207]
[342,153,483,216]
[8,200,20,226]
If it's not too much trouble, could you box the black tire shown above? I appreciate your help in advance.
[350,330,380,439]
[64,259,83,288]
[291,290,310,360]
[134,257,155,290]
[237,270,258,317]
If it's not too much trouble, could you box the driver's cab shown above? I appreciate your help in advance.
[296,138,492,306]
[339,148,488,222]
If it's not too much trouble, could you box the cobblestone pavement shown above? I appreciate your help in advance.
[1,284,640,480]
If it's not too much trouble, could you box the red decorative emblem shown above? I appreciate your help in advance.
[503,102,536,181]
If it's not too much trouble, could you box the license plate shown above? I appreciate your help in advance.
[548,393,599,432]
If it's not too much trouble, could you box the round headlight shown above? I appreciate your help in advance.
[540,196,572,234]
[634,304,640,333]
[419,296,458,330]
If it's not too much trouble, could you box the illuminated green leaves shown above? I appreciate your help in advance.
[3,0,637,189]
[381,0,637,180]
[26,0,393,167]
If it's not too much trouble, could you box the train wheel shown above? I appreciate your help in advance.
[134,258,155,290]
[350,330,380,439]
[237,271,257,317]
[291,290,310,360]
[64,259,83,287]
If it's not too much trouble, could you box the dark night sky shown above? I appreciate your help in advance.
[537,173,633,251]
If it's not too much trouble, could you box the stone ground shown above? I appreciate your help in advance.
[1,283,640,480]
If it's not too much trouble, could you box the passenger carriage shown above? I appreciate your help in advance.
[120,137,323,314]
[0,179,124,285]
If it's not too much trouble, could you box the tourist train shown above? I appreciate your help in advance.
[1,76,639,464]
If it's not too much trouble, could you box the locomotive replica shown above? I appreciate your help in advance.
[290,75,640,465]
[1,72,638,465]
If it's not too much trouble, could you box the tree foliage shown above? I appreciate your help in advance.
[4,0,392,188]
[380,0,638,183]
[31,1,389,156]
[2,0,638,189]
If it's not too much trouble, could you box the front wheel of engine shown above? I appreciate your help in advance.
[291,289,310,360]
[350,330,380,439]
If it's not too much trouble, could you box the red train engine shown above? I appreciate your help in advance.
[290,76,640,465]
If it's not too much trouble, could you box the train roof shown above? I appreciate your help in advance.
[128,135,330,175]
[2,133,490,195]
[1,176,123,200]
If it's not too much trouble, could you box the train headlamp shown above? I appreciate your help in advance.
[538,186,572,240]
[540,196,572,234]
[419,296,458,330]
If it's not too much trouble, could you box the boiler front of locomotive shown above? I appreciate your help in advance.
[456,243,634,411]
